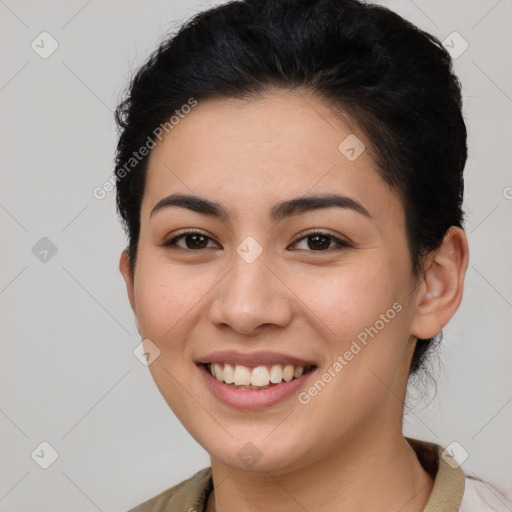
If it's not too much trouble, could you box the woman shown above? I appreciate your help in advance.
[114,0,511,510]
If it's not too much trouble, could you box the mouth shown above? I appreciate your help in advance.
[203,362,317,390]
[195,350,319,409]
[197,361,318,410]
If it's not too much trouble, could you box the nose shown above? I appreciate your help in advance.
[208,252,294,336]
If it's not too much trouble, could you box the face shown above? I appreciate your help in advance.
[120,90,431,473]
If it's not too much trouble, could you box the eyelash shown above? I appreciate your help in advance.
[160,229,352,253]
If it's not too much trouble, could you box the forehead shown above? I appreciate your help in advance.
[142,90,403,229]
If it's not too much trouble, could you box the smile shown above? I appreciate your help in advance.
[198,362,318,410]
[206,362,316,389]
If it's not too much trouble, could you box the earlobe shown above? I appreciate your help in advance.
[119,249,136,314]
[120,249,142,335]
[410,226,469,340]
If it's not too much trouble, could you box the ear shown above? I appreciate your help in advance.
[410,226,469,340]
[119,249,140,333]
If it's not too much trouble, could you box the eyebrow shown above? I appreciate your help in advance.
[150,193,373,222]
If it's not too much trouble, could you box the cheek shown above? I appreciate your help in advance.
[293,262,408,384]
[292,261,398,335]
[133,256,207,343]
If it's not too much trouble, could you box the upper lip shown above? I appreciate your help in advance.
[195,350,317,368]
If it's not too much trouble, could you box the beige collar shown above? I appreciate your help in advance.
[406,436,466,511]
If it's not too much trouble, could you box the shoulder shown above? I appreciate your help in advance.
[127,467,213,512]
[459,476,512,512]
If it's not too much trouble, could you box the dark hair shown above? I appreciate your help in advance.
[114,0,467,378]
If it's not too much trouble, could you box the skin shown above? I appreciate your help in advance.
[120,89,469,512]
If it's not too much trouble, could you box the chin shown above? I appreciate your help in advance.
[202,432,311,474]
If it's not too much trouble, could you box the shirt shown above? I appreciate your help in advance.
[127,436,512,511]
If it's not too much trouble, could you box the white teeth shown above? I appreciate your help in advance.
[208,362,311,387]
[223,363,234,384]
[250,366,270,386]
[269,364,283,384]
[282,364,295,382]
[212,362,223,381]
[233,365,251,385]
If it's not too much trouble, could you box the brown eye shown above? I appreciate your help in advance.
[160,230,351,253]
[182,233,209,249]
[290,231,351,252]
[306,234,331,250]
[162,231,219,251]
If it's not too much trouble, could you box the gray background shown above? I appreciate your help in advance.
[1,0,511,510]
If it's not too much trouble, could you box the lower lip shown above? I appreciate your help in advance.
[198,364,317,410]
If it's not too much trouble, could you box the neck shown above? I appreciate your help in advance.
[206,430,434,512]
